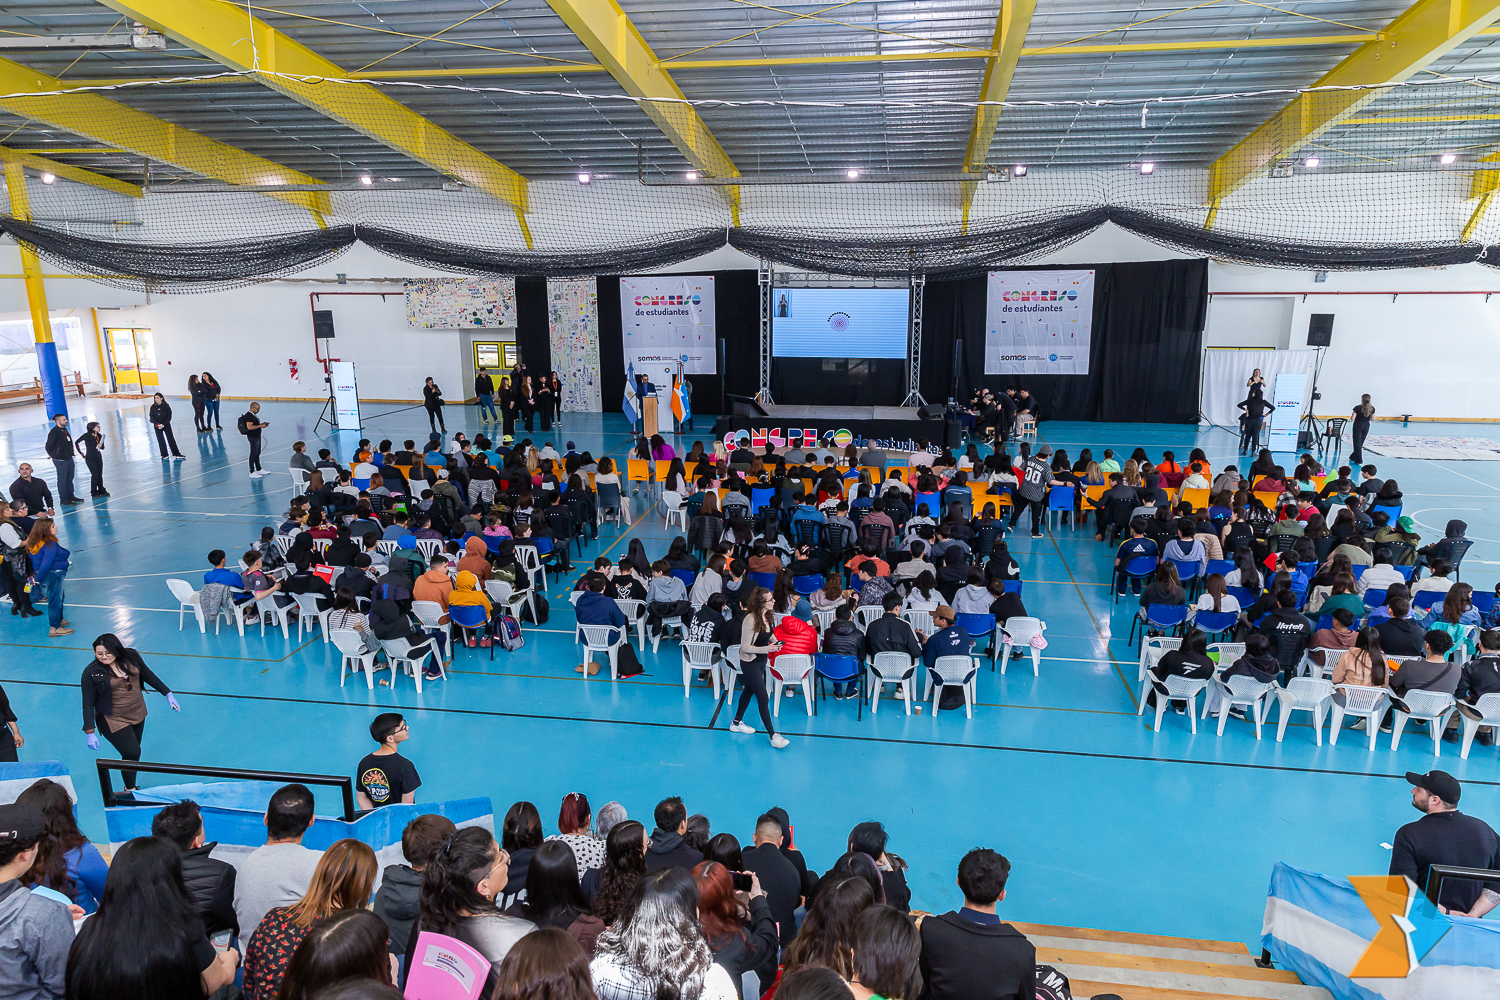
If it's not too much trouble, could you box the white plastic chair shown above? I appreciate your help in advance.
[1137,636,1183,705]
[166,579,205,632]
[681,641,722,698]
[812,609,838,634]
[290,468,310,493]
[1274,677,1334,745]
[381,636,439,693]
[998,617,1046,676]
[578,623,625,680]
[616,599,649,649]
[255,596,292,640]
[485,578,534,628]
[1148,674,1210,733]
[313,538,332,556]
[771,654,816,717]
[1390,690,1457,756]
[854,605,883,631]
[868,651,915,715]
[651,615,688,654]
[660,490,687,532]
[901,609,932,637]
[409,600,451,664]
[925,655,979,718]
[1300,646,1346,680]
[1206,675,1275,738]
[415,538,441,559]
[292,593,332,643]
[516,545,546,589]
[330,628,382,689]
[375,539,399,555]
[1459,693,1500,759]
[1328,684,1391,751]
[273,533,298,556]
[721,644,743,701]
[1207,642,1245,673]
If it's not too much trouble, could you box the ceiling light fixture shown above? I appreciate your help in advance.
[1303,156,1320,168]
[1013,164,1027,177]
[685,171,698,181]
[578,172,591,184]
[1139,162,1154,175]
[1440,153,1457,165]
[40,172,54,184]
[846,169,860,180]
[359,174,373,186]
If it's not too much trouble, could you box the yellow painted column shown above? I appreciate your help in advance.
[4,160,66,416]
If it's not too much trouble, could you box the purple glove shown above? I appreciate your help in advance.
[85,733,99,750]
[167,693,180,711]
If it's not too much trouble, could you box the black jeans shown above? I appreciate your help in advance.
[247,434,262,473]
[734,657,777,736]
[101,720,146,789]
[84,453,104,495]
[1240,419,1261,453]
[155,423,181,457]
[1008,497,1044,535]
[1351,421,1370,463]
[426,404,445,431]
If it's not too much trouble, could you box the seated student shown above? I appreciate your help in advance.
[333,554,377,602]
[203,549,243,589]
[323,526,360,567]
[361,532,387,569]
[1366,583,1412,624]
[820,604,865,699]
[1277,551,1310,591]
[1391,630,1461,700]
[1450,628,1500,747]
[1332,626,1389,688]
[313,448,342,474]
[890,540,934,584]
[1257,589,1312,684]
[687,593,732,649]
[929,526,971,565]
[1375,595,1426,656]
[1137,563,1187,617]
[920,605,971,674]
[1146,628,1214,717]
[1309,607,1359,670]
[282,555,334,611]
[846,542,890,579]
[242,550,292,610]
[984,576,1028,634]
[1113,519,1158,596]
[327,588,378,650]
[854,560,894,610]
[381,511,411,541]
[1218,631,1280,690]
[1180,461,1210,490]
[1193,573,1240,614]
[413,555,454,624]
[951,568,993,616]
[935,549,970,603]
[689,553,726,607]
[1357,549,1405,595]
[645,559,691,637]
[1411,558,1455,598]
[1162,518,1208,575]
[918,847,1034,1000]
[575,574,644,678]
[448,571,493,646]
[411,515,444,541]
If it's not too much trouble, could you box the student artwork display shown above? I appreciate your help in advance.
[547,278,602,412]
[404,277,518,329]
[984,269,1095,375]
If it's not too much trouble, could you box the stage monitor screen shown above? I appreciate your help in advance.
[771,287,910,359]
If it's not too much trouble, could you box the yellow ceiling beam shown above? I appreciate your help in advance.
[961,0,1038,231]
[544,0,741,222]
[0,55,328,219]
[1206,0,1500,217]
[0,146,142,199]
[96,0,529,221]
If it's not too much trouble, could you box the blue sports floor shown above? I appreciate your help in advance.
[2,400,1498,949]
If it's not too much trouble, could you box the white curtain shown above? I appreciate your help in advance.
[1199,348,1319,429]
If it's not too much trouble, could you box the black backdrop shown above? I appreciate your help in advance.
[523,259,1207,424]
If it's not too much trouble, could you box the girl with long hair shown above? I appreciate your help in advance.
[590,868,737,1000]
[693,861,779,992]
[501,800,544,899]
[187,373,208,432]
[1333,626,1389,688]
[15,777,106,911]
[273,909,392,1000]
[849,905,923,1000]
[782,876,877,981]
[81,633,179,792]
[589,820,647,925]
[74,421,107,497]
[732,587,787,748]
[416,826,534,977]
[493,928,599,1000]
[517,841,604,956]
[422,377,446,433]
[27,517,71,636]
[66,835,239,1000]
[519,376,536,431]
[200,371,223,429]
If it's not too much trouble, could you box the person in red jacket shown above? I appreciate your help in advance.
[769,610,817,667]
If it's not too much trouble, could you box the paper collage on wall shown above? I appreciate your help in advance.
[547,278,602,412]
[404,277,518,329]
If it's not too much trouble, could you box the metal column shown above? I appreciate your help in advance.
[757,259,774,404]
[4,161,67,418]
[901,273,926,408]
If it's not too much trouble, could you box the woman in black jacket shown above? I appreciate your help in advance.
[187,374,208,432]
[694,861,779,997]
[497,376,517,439]
[81,634,179,792]
[1138,562,1186,614]
[74,421,107,497]
[550,371,563,424]
[1148,627,1214,713]
[148,393,185,459]
[535,378,555,432]
[422,376,446,432]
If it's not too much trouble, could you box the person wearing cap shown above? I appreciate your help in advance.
[1009,444,1062,538]
[1391,770,1500,917]
[0,801,75,999]
[921,605,971,672]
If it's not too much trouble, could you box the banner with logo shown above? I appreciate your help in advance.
[983,269,1095,375]
[1267,371,1307,453]
[620,276,716,374]
[1262,862,1500,999]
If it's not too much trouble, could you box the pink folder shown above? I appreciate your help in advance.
[403,932,490,1000]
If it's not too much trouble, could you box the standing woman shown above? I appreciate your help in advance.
[1351,393,1375,464]
[499,376,517,440]
[201,371,223,430]
[535,375,555,433]
[187,374,208,433]
[81,633,181,793]
[74,421,108,498]
[520,376,536,432]
[0,501,39,618]
[149,392,186,459]
[1246,368,1266,398]
[550,370,563,425]
[732,587,789,749]
[423,377,446,433]
[27,518,72,637]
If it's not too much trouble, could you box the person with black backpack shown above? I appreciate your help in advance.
[237,402,269,478]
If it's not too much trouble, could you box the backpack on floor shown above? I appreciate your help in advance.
[1034,965,1073,1000]
[521,592,550,625]
[497,614,524,651]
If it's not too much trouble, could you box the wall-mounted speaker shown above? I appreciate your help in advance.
[1306,313,1334,347]
[312,309,336,339]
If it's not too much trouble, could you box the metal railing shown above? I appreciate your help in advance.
[1425,864,1500,909]
[96,760,358,821]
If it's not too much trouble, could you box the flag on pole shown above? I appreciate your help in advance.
[672,376,690,425]
[623,363,639,423]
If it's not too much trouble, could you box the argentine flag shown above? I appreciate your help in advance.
[672,376,690,425]
[623,363,639,423]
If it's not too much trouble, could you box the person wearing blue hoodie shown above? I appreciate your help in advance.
[26,518,70,637]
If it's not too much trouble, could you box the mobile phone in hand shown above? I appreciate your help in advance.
[731,872,753,892]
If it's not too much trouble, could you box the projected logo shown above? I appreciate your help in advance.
[1002,289,1079,302]
[827,311,851,332]
[724,428,853,451]
[634,294,701,306]
[1348,875,1451,978]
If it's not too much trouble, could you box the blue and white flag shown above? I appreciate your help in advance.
[672,376,690,425]
[623,363,639,423]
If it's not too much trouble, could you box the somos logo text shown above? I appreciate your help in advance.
[1002,290,1078,302]
[635,294,701,306]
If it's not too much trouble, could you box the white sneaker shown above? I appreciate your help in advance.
[730,721,755,735]
[770,734,790,749]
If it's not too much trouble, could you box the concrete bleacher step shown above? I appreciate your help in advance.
[1010,923,1334,1000]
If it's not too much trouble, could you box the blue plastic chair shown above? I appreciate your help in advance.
[1169,559,1202,597]
[1394,565,1416,581]
[913,492,940,517]
[1115,555,1158,605]
[1315,614,1333,632]
[1226,586,1256,608]
[1363,588,1387,611]
[484,534,507,555]
[1002,579,1024,595]
[1473,591,1496,616]
[1194,609,1238,639]
[1372,504,1403,522]
[750,487,774,516]
[1046,486,1076,532]
[1128,603,1191,648]
[1413,590,1445,613]
[1204,559,1235,579]
[954,613,998,667]
[671,569,696,590]
[749,571,777,589]
[793,574,824,595]
[814,654,863,717]
[1351,564,1369,581]
[449,603,493,660]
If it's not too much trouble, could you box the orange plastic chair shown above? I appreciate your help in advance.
[627,459,652,484]
[1178,487,1210,511]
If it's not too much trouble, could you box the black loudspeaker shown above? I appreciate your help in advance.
[918,404,945,420]
[312,309,336,339]
[1298,430,1315,450]
[944,419,963,449]
[1307,313,1334,347]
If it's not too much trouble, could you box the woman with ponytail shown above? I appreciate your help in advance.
[410,826,535,981]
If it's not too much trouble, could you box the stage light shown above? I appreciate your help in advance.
[1139,162,1154,175]
[685,171,698,181]
[359,174,373,186]
[1013,164,1026,177]
[40,172,54,184]
[846,169,860,180]
[1303,156,1320,168]
[1440,153,1457,165]
[578,172,591,184]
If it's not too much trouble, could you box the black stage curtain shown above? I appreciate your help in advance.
[920,259,1208,424]
[515,276,551,376]
[595,271,760,418]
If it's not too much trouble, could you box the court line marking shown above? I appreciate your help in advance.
[1043,525,1140,710]
[1,677,1478,785]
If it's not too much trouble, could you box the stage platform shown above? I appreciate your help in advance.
[715,402,956,448]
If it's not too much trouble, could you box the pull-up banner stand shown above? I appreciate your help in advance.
[1267,372,1306,453]
[329,360,362,431]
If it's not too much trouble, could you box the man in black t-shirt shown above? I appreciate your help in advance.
[356,712,421,810]
[1113,519,1158,596]
[238,402,269,478]
[741,812,803,948]
[1391,770,1500,917]
[1009,444,1060,538]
